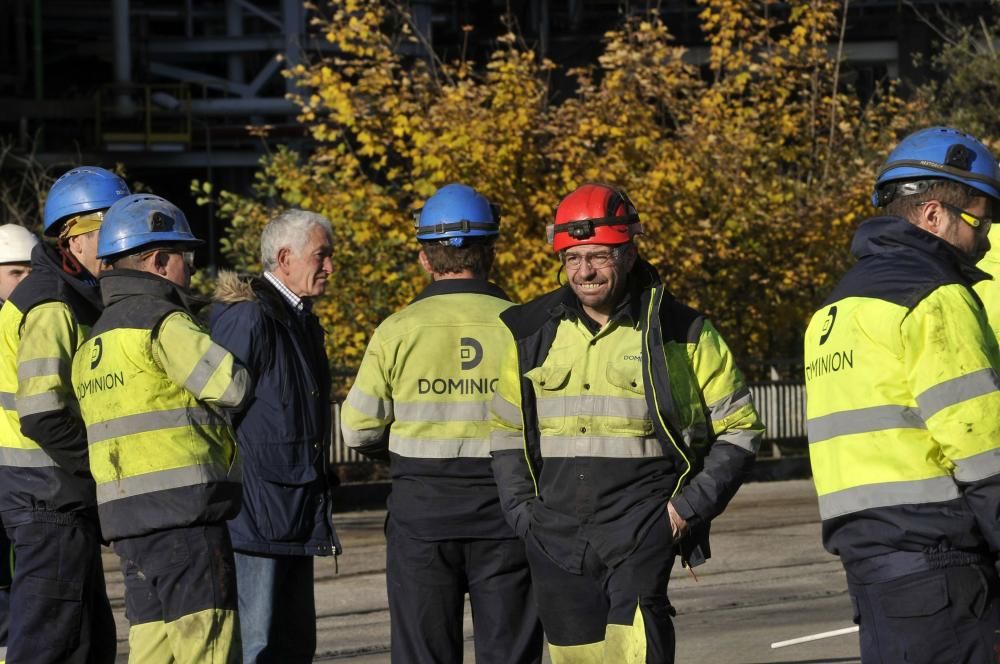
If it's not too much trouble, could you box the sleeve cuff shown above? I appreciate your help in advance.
[670,493,698,523]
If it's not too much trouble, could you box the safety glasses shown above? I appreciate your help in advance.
[938,201,995,232]
[140,247,195,268]
[917,200,995,233]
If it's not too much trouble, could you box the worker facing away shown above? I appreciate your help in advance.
[72,194,250,664]
[341,183,543,664]
[0,167,126,664]
[805,126,1000,663]
[489,182,764,663]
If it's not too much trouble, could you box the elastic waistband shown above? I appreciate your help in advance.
[846,549,990,585]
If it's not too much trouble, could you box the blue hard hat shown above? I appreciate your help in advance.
[42,166,130,236]
[97,194,204,260]
[872,127,1000,207]
[415,184,500,247]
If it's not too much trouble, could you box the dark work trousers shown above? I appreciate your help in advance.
[525,513,676,664]
[4,517,116,664]
[385,518,543,664]
[848,564,1000,664]
[0,527,9,663]
[113,523,241,664]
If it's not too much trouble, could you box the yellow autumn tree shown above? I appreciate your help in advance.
[201,0,920,392]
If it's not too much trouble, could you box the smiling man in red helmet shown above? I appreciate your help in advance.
[489,182,764,663]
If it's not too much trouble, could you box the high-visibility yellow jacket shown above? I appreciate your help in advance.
[0,243,101,521]
[341,279,516,540]
[72,270,249,541]
[806,216,1000,575]
[974,225,1000,341]
[490,260,762,572]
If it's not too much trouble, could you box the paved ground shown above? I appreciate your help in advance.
[108,479,862,663]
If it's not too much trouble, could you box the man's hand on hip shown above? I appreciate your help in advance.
[667,501,689,540]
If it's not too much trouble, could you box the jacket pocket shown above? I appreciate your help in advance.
[879,573,958,664]
[524,364,572,392]
[606,362,653,435]
[252,480,316,542]
[243,440,321,543]
[606,362,644,395]
[20,574,83,648]
[525,364,572,434]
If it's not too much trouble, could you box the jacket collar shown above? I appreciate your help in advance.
[99,269,202,313]
[410,277,510,304]
[852,216,991,284]
[30,242,103,311]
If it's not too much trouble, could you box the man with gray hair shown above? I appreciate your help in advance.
[210,209,340,664]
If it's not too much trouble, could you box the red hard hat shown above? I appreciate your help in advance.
[547,183,642,252]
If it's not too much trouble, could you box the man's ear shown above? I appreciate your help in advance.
[66,234,84,259]
[275,246,292,273]
[418,249,433,275]
[154,251,170,276]
[915,200,945,235]
[623,243,638,271]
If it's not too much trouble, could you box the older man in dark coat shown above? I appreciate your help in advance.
[210,209,340,664]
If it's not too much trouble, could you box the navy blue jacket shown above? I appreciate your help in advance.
[210,272,340,556]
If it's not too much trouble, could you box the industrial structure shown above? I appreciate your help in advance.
[0,0,991,266]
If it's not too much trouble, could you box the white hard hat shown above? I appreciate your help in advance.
[0,224,40,264]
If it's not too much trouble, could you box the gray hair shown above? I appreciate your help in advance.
[260,209,333,271]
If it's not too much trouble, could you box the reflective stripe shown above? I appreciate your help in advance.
[16,357,63,381]
[0,391,13,410]
[16,391,66,417]
[388,435,491,458]
[707,385,752,421]
[916,368,1000,420]
[394,400,490,422]
[808,405,925,443]
[344,388,393,421]
[817,475,960,520]
[342,425,386,450]
[0,447,55,468]
[96,463,232,504]
[536,395,648,420]
[184,343,229,396]
[87,407,221,445]
[490,429,524,452]
[953,447,1000,483]
[540,435,662,458]
[490,393,522,425]
[218,367,249,407]
[716,428,760,453]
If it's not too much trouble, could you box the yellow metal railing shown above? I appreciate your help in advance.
[95,84,192,149]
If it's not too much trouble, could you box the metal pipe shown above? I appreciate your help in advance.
[225,0,246,87]
[282,0,302,96]
[112,0,131,87]
[32,0,42,101]
[111,0,134,117]
[188,98,296,116]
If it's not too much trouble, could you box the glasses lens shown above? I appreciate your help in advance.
[589,253,612,268]
[564,252,613,269]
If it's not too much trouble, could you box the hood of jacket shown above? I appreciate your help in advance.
[851,216,990,285]
[99,269,204,314]
[213,270,258,305]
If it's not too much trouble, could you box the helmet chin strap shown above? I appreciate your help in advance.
[56,237,86,277]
